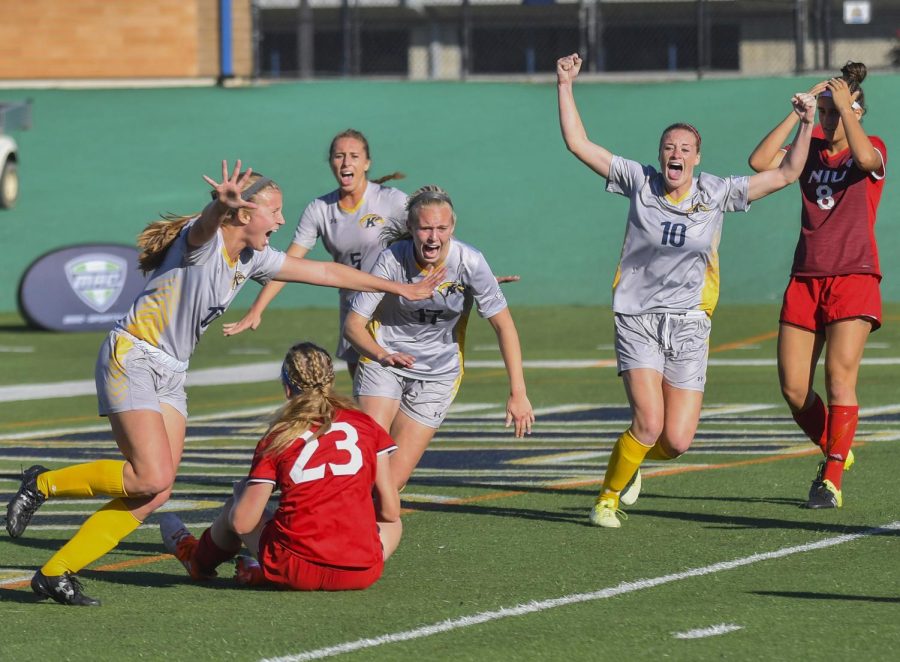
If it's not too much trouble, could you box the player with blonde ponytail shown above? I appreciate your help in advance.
[159,342,401,592]
[5,161,440,605]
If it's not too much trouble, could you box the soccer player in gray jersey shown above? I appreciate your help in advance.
[223,129,408,376]
[556,53,816,528]
[344,185,534,489]
[5,161,443,606]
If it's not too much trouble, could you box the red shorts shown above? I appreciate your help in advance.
[259,528,383,591]
[780,274,882,333]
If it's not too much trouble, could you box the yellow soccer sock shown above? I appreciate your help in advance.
[601,429,652,495]
[37,460,128,499]
[645,441,676,461]
[41,498,141,576]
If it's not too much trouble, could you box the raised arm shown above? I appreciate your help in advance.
[274,256,445,301]
[748,81,827,172]
[557,53,614,178]
[747,92,816,202]
[222,243,310,336]
[827,78,882,173]
[486,309,534,438]
[189,160,258,249]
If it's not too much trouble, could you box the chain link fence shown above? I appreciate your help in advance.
[253,0,900,80]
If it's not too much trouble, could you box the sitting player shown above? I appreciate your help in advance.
[159,341,401,590]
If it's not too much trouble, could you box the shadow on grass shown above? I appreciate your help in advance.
[751,590,900,604]
[402,499,591,526]
[624,508,900,536]
[406,477,598,497]
[1,536,172,555]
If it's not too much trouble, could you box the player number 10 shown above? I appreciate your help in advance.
[661,221,687,247]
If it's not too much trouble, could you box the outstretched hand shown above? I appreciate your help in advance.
[556,53,583,85]
[222,310,262,336]
[403,266,448,301]
[791,92,816,124]
[203,160,258,211]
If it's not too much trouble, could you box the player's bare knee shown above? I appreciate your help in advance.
[780,383,808,411]
[129,468,176,496]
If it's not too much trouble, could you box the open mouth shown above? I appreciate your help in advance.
[339,169,354,187]
[421,243,441,261]
[666,161,684,180]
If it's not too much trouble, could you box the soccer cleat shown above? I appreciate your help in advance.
[159,513,215,580]
[844,448,855,471]
[234,556,265,587]
[619,468,642,506]
[806,478,842,509]
[6,464,49,537]
[31,570,100,606]
[589,494,627,528]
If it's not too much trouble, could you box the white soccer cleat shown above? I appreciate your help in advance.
[620,468,642,506]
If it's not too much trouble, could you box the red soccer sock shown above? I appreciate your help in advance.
[792,393,828,454]
[822,405,859,489]
[193,528,240,575]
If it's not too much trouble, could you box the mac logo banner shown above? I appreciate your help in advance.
[18,244,148,332]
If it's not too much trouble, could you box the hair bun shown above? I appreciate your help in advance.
[841,61,867,84]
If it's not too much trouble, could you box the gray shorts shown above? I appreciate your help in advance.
[614,311,711,392]
[336,297,360,364]
[353,360,459,429]
[95,330,189,418]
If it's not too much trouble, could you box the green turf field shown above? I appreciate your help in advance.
[1,305,899,661]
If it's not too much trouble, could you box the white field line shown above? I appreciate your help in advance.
[259,522,900,662]
[3,356,900,404]
[672,623,743,639]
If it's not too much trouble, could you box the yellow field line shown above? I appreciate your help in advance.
[709,330,778,354]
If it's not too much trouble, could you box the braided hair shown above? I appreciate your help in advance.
[261,342,359,457]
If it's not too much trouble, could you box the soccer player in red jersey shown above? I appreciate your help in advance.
[160,341,401,591]
[749,62,887,509]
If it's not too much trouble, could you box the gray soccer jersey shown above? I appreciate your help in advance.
[293,180,407,305]
[606,155,750,316]
[117,220,286,362]
[350,238,508,380]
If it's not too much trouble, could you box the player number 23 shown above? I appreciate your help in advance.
[289,422,363,484]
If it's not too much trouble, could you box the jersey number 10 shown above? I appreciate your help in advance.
[661,221,687,247]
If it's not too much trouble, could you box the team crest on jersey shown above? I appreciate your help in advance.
[359,214,386,229]
[686,202,712,214]
[232,271,247,290]
[64,253,127,313]
[435,281,465,299]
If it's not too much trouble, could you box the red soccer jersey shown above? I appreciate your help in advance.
[790,135,887,277]
[247,408,396,569]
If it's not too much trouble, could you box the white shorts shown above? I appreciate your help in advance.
[353,360,459,429]
[614,311,711,392]
[95,330,189,418]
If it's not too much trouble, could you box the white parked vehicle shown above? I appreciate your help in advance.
[0,100,31,209]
